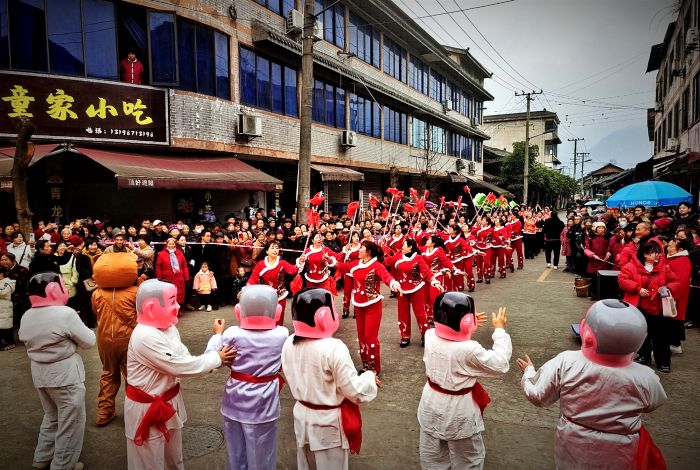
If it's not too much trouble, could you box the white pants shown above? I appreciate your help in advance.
[296,445,348,470]
[223,417,278,470]
[34,383,86,470]
[419,429,485,470]
[126,428,184,470]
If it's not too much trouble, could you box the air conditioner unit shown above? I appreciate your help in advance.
[666,137,679,152]
[341,130,357,147]
[687,27,699,49]
[286,9,303,34]
[443,99,453,113]
[238,114,262,137]
[655,101,663,113]
[455,158,465,171]
[313,21,323,41]
[467,161,476,176]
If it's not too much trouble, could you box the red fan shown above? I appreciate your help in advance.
[347,201,360,220]
[424,189,430,200]
[309,191,325,207]
[439,196,446,205]
[485,192,497,205]
[409,187,418,200]
[386,187,397,196]
[448,202,455,208]
[463,185,471,194]
[306,209,320,229]
[393,190,405,201]
[369,194,379,209]
[403,203,415,213]
[414,197,426,214]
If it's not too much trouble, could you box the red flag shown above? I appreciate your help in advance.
[448,202,455,208]
[409,187,418,200]
[306,209,320,229]
[439,196,446,206]
[403,203,415,213]
[347,201,360,219]
[415,196,426,214]
[424,189,430,200]
[369,193,379,209]
[386,187,397,196]
[463,185,471,194]
[456,196,463,211]
[309,191,325,207]
[393,190,404,201]
[485,192,497,205]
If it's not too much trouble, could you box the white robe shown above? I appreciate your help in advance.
[521,350,667,470]
[281,336,377,451]
[418,328,512,441]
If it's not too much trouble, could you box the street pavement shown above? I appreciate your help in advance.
[1,255,699,469]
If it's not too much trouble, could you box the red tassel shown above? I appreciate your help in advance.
[290,274,303,294]
[340,400,363,454]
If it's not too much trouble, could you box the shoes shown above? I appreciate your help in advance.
[96,413,117,427]
[213,305,219,311]
[421,336,425,347]
[477,279,483,283]
[197,306,205,311]
[206,305,212,312]
[670,345,683,354]
[500,274,506,279]
[546,263,552,268]
[518,266,524,270]
[485,278,490,284]
[342,309,350,319]
[468,287,474,292]
[184,304,196,311]
[399,338,410,348]
[32,461,51,469]
[510,266,515,273]
[633,355,650,366]
[553,266,558,270]
[657,365,671,373]
[684,321,695,329]
[428,317,434,327]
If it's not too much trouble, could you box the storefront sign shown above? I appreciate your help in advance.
[0,71,169,145]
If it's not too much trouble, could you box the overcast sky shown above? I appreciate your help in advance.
[395,0,679,174]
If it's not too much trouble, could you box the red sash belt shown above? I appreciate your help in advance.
[426,378,491,415]
[636,426,667,470]
[300,399,363,454]
[230,370,285,392]
[125,383,180,446]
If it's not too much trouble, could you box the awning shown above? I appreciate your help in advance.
[311,163,364,182]
[0,144,66,191]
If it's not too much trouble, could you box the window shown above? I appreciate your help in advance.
[683,87,690,131]
[240,47,297,116]
[473,100,482,124]
[449,132,472,159]
[430,125,445,154]
[47,0,83,76]
[410,55,428,95]
[350,93,379,137]
[9,0,47,72]
[383,36,406,82]
[83,0,117,79]
[214,31,230,100]
[430,69,445,103]
[384,105,406,144]
[177,20,230,99]
[312,79,344,127]
[545,142,557,156]
[349,12,379,67]
[411,117,426,149]
[148,11,177,85]
[256,0,295,18]
[474,140,482,163]
[316,0,344,48]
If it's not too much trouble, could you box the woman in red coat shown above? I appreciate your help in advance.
[666,237,692,354]
[618,241,679,372]
[248,241,298,326]
[584,222,611,299]
[420,235,456,323]
[155,237,189,310]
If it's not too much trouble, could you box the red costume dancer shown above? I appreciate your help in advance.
[444,226,469,292]
[491,219,508,278]
[475,218,494,284]
[338,241,400,374]
[296,233,338,292]
[421,235,456,322]
[460,224,477,292]
[506,212,524,270]
[386,239,442,348]
[340,234,361,319]
[248,241,298,325]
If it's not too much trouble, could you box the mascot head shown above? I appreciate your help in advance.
[291,288,338,339]
[28,272,69,308]
[235,285,282,330]
[136,279,179,329]
[433,292,477,342]
[579,299,647,367]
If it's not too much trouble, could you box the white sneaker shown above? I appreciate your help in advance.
[197,306,205,311]
[670,345,683,354]
[546,263,552,268]
[553,266,558,270]
[206,305,212,312]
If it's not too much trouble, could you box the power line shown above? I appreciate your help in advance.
[552,53,646,93]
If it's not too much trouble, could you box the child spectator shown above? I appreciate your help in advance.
[193,261,217,312]
[0,270,15,350]
[231,266,249,306]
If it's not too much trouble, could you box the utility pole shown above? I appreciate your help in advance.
[296,0,316,225]
[515,90,542,206]
[568,137,583,182]
[578,151,591,181]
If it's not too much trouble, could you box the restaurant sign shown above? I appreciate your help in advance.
[0,71,169,145]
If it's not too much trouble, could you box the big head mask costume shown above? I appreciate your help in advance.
[136,279,179,329]
[235,285,282,330]
[28,272,69,308]
[433,292,477,342]
[291,288,338,338]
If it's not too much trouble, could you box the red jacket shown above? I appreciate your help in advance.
[617,236,665,268]
[249,256,298,301]
[507,219,523,240]
[297,245,337,283]
[607,236,627,268]
[444,235,470,263]
[420,246,454,280]
[338,258,395,307]
[155,248,189,303]
[584,234,610,274]
[666,252,691,320]
[119,58,144,84]
[618,257,678,315]
[474,226,493,251]
[385,252,434,294]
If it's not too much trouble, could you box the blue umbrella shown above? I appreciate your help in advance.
[606,181,692,208]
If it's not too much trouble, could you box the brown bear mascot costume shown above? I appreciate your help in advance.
[91,252,139,426]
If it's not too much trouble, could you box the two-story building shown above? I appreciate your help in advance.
[646,0,700,204]
[0,0,493,223]
[482,110,561,168]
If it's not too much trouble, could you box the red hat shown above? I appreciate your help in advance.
[653,217,672,230]
[69,235,84,246]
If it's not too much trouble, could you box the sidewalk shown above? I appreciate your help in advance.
[1,255,698,469]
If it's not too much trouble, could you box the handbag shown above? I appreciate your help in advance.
[659,286,677,318]
[83,278,98,292]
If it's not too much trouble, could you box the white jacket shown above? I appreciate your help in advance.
[7,242,33,268]
[0,278,15,329]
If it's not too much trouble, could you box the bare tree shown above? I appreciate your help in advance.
[12,117,36,237]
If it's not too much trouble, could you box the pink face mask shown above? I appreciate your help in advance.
[292,306,340,339]
[434,314,477,342]
[29,278,69,308]
[137,283,180,329]
[579,318,634,367]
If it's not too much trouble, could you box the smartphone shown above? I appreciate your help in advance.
[29,233,35,242]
